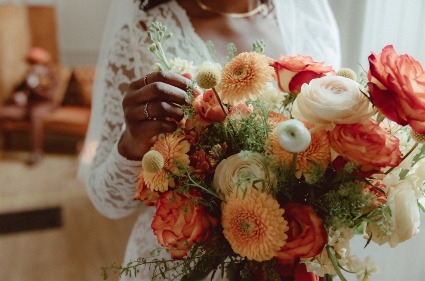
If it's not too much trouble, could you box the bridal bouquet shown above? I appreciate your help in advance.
[104,22,425,281]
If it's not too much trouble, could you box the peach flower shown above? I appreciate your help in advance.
[143,133,190,192]
[221,188,288,261]
[292,76,375,131]
[266,122,331,180]
[277,203,327,261]
[151,189,218,259]
[213,151,276,198]
[272,54,334,94]
[216,52,274,105]
[193,89,227,125]
[133,175,159,206]
[368,45,425,134]
[329,120,402,171]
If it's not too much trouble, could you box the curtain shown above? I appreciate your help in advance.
[330,0,425,71]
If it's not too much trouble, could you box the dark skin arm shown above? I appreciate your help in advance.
[118,71,195,160]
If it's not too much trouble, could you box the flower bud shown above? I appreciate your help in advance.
[142,150,164,173]
[196,61,221,89]
[276,119,311,153]
[149,43,158,53]
[336,68,357,81]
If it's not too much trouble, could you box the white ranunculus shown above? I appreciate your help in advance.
[213,151,275,198]
[276,119,311,153]
[292,76,375,131]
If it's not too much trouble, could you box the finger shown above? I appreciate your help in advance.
[130,71,191,91]
[143,82,190,104]
[125,101,185,122]
[128,119,178,140]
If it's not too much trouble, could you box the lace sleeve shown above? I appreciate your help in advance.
[79,1,214,220]
[83,13,161,218]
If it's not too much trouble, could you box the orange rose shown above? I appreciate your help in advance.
[368,45,425,134]
[151,189,217,259]
[272,54,334,94]
[192,89,227,125]
[277,203,327,261]
[329,120,402,171]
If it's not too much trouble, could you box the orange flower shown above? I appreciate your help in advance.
[277,203,327,261]
[216,52,274,105]
[221,188,288,261]
[266,122,330,180]
[143,133,190,192]
[134,175,159,206]
[152,189,218,259]
[267,111,288,126]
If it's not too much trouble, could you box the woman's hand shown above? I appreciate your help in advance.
[118,71,193,160]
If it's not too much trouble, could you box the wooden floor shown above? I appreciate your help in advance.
[0,151,138,281]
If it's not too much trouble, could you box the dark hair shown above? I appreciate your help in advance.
[137,0,273,12]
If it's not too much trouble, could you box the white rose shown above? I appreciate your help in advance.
[292,76,375,131]
[213,151,275,198]
[368,181,420,247]
[276,119,311,153]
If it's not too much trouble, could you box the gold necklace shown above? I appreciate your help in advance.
[195,0,266,19]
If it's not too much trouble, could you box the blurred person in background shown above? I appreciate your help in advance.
[0,47,58,165]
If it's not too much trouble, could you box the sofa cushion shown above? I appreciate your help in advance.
[43,106,90,136]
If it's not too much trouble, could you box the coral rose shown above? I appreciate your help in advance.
[368,45,425,134]
[151,189,217,259]
[329,120,402,171]
[272,54,334,94]
[193,89,227,125]
[292,76,375,131]
[277,203,327,261]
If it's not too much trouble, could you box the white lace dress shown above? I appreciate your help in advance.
[78,1,341,280]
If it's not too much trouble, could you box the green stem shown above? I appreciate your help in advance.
[385,142,418,175]
[211,87,238,141]
[326,245,348,281]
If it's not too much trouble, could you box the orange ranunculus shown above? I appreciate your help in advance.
[329,120,402,171]
[192,89,227,125]
[277,203,327,261]
[151,189,217,259]
[272,54,334,94]
[368,45,425,134]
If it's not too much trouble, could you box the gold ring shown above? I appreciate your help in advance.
[143,102,156,120]
[143,74,149,86]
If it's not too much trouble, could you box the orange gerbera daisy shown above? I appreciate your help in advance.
[221,188,288,261]
[143,133,190,192]
[266,122,330,180]
[267,111,289,126]
[216,52,274,105]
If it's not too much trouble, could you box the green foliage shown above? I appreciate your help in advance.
[227,42,237,62]
[252,40,266,54]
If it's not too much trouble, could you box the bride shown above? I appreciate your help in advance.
[78,0,340,280]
